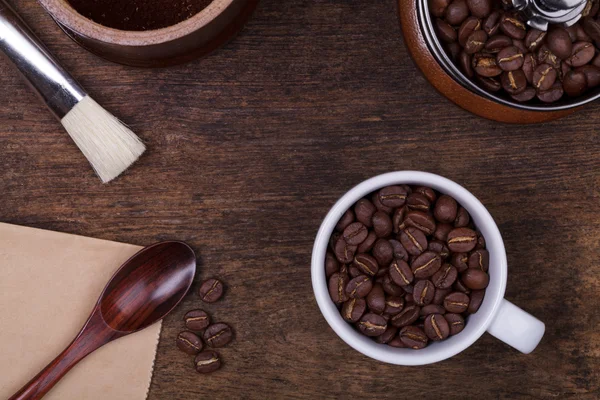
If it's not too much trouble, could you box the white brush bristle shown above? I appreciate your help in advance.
[60,96,146,183]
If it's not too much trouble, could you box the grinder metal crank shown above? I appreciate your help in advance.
[513,0,590,30]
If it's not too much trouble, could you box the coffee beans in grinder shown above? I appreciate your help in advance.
[431,0,600,104]
[326,186,489,349]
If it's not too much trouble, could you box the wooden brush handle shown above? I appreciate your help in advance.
[9,311,117,400]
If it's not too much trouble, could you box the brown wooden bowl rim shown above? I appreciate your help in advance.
[38,0,234,46]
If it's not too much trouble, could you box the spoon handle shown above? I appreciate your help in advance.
[9,311,117,400]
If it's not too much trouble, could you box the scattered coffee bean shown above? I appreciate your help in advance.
[358,313,388,336]
[400,326,429,349]
[198,279,224,303]
[203,323,233,348]
[177,331,203,354]
[445,313,466,335]
[424,313,450,340]
[444,292,471,313]
[327,185,488,349]
[184,310,211,331]
[194,350,221,373]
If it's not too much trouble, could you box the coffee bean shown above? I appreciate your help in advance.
[400,326,429,349]
[346,275,373,299]
[537,82,564,102]
[388,239,409,261]
[384,296,405,315]
[335,209,355,232]
[371,192,393,214]
[453,279,471,294]
[388,336,408,348]
[432,263,458,289]
[329,232,341,251]
[414,280,436,306]
[377,186,408,208]
[407,193,432,212]
[582,16,600,46]
[372,211,393,238]
[532,63,557,91]
[447,227,477,252]
[199,279,224,303]
[204,323,233,348]
[537,45,560,69]
[404,293,414,303]
[436,18,457,43]
[547,27,573,59]
[465,30,488,54]
[420,304,446,317]
[500,12,526,39]
[375,326,398,344]
[473,53,503,76]
[476,76,502,91]
[485,34,512,53]
[353,253,379,276]
[497,46,524,71]
[430,0,451,17]
[389,258,414,286]
[445,313,465,335]
[433,287,452,305]
[510,86,536,101]
[184,310,211,331]
[525,29,546,52]
[451,252,469,272]
[342,298,367,323]
[392,207,406,233]
[567,41,595,67]
[512,39,528,55]
[403,211,436,235]
[354,231,375,253]
[577,22,593,42]
[454,206,470,227]
[522,53,537,83]
[446,42,462,60]
[358,313,387,336]
[382,274,405,296]
[194,350,221,373]
[412,251,443,278]
[459,16,482,46]
[461,268,490,289]
[468,289,486,314]
[371,238,393,266]
[354,199,376,227]
[391,304,421,327]
[424,313,450,341]
[433,222,453,242]
[445,0,470,25]
[466,0,491,18]
[501,70,527,94]
[577,65,600,87]
[367,283,386,314]
[483,10,503,36]
[563,70,588,97]
[428,240,451,259]
[459,51,475,77]
[443,292,470,313]
[343,222,369,245]
[433,195,458,223]
[468,249,489,271]
[349,265,361,278]
[475,231,486,249]
[177,331,203,354]
[333,236,357,263]
[328,272,349,304]
[400,226,428,256]
[325,251,340,279]
[414,186,437,203]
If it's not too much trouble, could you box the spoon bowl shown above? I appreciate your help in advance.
[10,241,196,400]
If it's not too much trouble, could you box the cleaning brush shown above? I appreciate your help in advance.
[0,0,145,183]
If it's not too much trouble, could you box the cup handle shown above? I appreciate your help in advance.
[486,299,545,354]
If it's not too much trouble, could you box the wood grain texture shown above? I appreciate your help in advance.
[0,0,598,399]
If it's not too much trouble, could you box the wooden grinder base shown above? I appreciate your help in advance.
[398,1,576,123]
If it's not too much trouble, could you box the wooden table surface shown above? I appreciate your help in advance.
[1,0,599,398]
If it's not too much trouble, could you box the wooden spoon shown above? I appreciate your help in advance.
[10,241,196,400]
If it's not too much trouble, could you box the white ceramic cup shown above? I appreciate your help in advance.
[311,171,545,365]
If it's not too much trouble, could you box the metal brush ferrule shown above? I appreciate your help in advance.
[0,0,85,119]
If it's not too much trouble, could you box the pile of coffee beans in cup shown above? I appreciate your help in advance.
[430,0,600,103]
[176,278,234,373]
[326,185,489,349]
